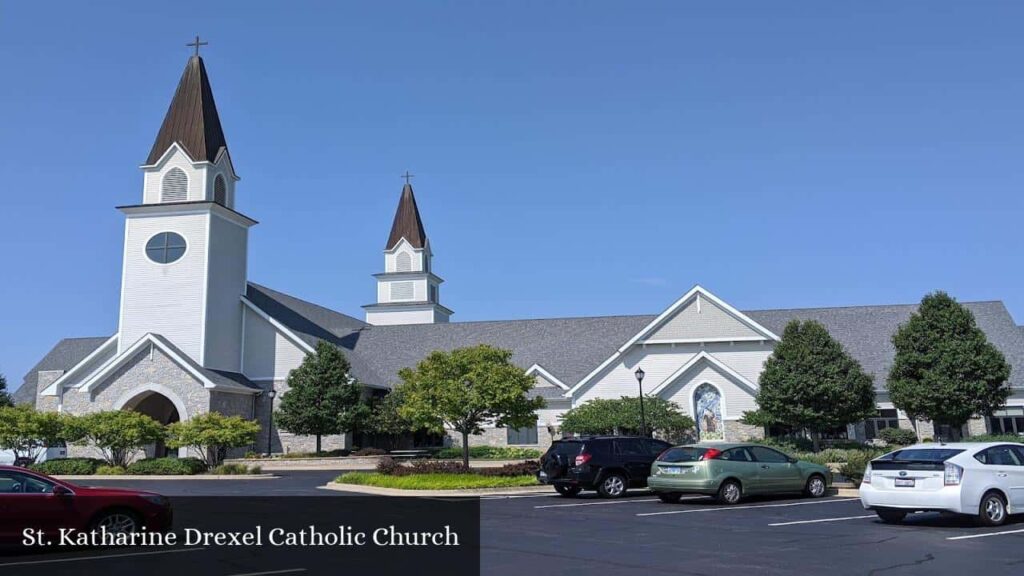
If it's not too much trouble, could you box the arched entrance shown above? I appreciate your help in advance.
[119,387,186,458]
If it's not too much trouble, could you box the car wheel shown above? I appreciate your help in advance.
[91,509,140,534]
[804,474,827,498]
[978,492,1008,527]
[656,492,683,504]
[554,485,582,498]
[716,479,742,505]
[597,473,627,498]
[875,508,907,524]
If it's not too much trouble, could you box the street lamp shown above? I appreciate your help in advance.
[265,388,277,457]
[634,367,647,438]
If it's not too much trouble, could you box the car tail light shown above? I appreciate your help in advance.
[574,452,592,467]
[861,464,872,484]
[944,462,964,486]
[701,448,722,460]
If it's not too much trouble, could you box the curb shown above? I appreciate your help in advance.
[55,474,279,480]
[321,483,550,497]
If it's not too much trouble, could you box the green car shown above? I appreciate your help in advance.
[647,443,832,504]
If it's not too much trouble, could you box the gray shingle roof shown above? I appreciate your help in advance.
[745,301,1024,391]
[14,337,111,407]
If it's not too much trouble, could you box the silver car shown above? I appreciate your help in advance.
[859,442,1024,526]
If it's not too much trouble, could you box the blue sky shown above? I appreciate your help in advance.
[2,2,1023,390]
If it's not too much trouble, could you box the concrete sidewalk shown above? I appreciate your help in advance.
[223,457,526,471]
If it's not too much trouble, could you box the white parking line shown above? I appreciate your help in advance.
[947,528,1024,541]
[230,565,309,569]
[636,497,860,517]
[769,514,876,526]
[535,498,663,509]
[0,547,206,568]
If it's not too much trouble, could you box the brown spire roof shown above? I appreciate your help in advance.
[146,56,228,165]
[386,183,428,249]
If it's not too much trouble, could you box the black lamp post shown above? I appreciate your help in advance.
[634,367,647,437]
[265,388,277,457]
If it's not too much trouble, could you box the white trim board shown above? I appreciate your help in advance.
[525,364,570,390]
[646,350,760,398]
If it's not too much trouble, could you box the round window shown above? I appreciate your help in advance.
[145,232,187,264]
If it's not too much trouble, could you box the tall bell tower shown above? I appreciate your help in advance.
[117,47,255,371]
[363,177,452,325]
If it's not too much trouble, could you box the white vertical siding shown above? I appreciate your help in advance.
[241,306,308,380]
[203,214,248,371]
[118,212,209,359]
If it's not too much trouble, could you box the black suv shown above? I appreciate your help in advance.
[538,436,672,498]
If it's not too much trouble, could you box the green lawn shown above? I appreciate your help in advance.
[334,472,538,490]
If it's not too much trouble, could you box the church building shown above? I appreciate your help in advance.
[15,53,1024,456]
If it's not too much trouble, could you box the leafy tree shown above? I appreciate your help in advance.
[166,412,261,467]
[76,410,166,468]
[275,341,364,454]
[887,291,1011,436]
[366,388,415,437]
[755,319,877,451]
[559,396,695,440]
[0,374,12,407]
[0,406,77,463]
[397,344,545,467]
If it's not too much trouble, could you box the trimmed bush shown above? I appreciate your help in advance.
[350,447,387,456]
[376,458,540,478]
[878,428,917,446]
[127,457,207,476]
[281,449,349,459]
[965,434,1024,443]
[376,456,402,475]
[95,465,127,475]
[840,451,875,485]
[434,446,542,460]
[211,463,260,475]
[30,458,102,476]
[477,461,540,477]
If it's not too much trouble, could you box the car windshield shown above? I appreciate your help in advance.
[657,447,708,462]
[879,448,964,462]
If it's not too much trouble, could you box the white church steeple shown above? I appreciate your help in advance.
[117,49,254,371]
[363,177,452,325]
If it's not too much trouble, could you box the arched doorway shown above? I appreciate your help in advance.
[120,389,182,458]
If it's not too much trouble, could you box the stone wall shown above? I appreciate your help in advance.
[724,421,764,442]
[448,425,555,452]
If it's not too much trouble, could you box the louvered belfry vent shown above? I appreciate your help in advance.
[161,168,188,202]
[214,174,227,205]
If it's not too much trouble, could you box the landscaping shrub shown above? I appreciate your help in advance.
[477,461,540,477]
[211,463,261,475]
[878,428,917,446]
[965,434,1024,443]
[281,449,350,459]
[839,451,875,485]
[434,446,542,460]
[376,456,402,475]
[127,457,207,476]
[351,447,387,456]
[29,458,102,476]
[95,465,127,475]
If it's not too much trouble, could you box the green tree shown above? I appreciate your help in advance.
[0,374,12,407]
[76,410,166,467]
[275,341,364,454]
[397,344,545,467]
[887,291,1011,437]
[0,406,78,462]
[754,319,877,451]
[166,412,261,467]
[559,396,695,440]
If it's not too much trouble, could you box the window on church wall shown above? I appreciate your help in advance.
[213,174,227,206]
[694,383,724,441]
[145,232,187,264]
[161,168,188,202]
[390,281,414,301]
[396,252,412,272]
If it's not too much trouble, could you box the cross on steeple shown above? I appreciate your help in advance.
[187,35,208,57]
[401,170,415,185]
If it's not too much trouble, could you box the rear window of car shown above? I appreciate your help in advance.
[549,442,584,457]
[657,447,709,462]
[871,448,964,470]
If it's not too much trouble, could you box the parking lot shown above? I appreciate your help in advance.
[5,475,1024,575]
[480,490,1024,575]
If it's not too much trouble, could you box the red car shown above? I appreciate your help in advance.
[0,465,172,543]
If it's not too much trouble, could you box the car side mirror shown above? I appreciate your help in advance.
[787,457,798,464]
[52,485,72,497]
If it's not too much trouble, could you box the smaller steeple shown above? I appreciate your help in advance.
[146,54,228,165]
[386,182,428,250]
[364,177,452,326]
